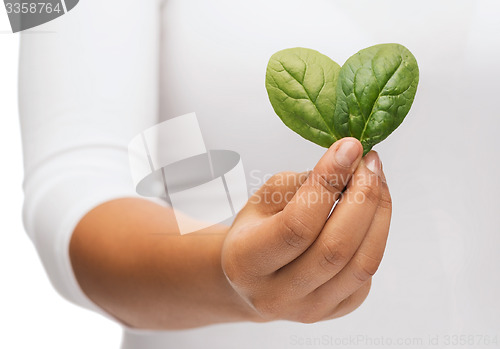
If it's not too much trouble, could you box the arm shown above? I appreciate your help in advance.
[71,139,392,329]
[70,198,258,329]
[18,0,261,327]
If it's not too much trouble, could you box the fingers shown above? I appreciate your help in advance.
[274,151,385,295]
[224,138,362,277]
[311,172,391,303]
[222,149,392,324]
[236,138,363,275]
[260,277,372,324]
[279,137,363,236]
[280,157,391,323]
[325,279,372,320]
[246,171,310,216]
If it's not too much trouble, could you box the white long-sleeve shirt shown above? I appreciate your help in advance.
[19,0,500,348]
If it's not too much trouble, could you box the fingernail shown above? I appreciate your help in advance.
[364,151,382,176]
[335,139,361,167]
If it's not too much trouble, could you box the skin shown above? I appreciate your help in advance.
[70,137,392,330]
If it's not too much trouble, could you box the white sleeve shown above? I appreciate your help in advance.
[18,0,160,313]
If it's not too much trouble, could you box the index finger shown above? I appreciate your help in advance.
[242,137,363,274]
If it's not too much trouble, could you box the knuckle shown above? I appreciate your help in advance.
[319,238,350,272]
[378,190,393,210]
[293,303,325,324]
[265,172,284,186]
[352,252,382,283]
[310,170,344,195]
[280,211,314,249]
[330,281,372,319]
[265,171,298,187]
[356,180,381,206]
[255,172,303,212]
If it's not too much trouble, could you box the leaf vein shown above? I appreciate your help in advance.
[278,62,334,135]
[359,58,404,141]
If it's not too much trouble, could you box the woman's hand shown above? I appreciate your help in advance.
[70,137,390,330]
[221,137,392,323]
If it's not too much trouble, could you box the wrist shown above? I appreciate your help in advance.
[207,226,264,323]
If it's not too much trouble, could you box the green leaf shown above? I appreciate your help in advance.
[265,47,341,148]
[265,44,419,155]
[333,44,419,155]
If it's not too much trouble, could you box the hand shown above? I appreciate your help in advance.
[221,137,392,323]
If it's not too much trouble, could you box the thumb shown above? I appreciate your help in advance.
[280,137,364,233]
[242,137,364,274]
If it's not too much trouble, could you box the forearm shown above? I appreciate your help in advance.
[69,198,259,330]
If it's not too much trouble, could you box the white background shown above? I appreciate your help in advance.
[2,1,499,348]
[0,10,120,349]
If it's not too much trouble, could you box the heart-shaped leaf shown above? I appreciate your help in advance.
[334,44,419,154]
[265,48,341,147]
[266,44,419,155]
